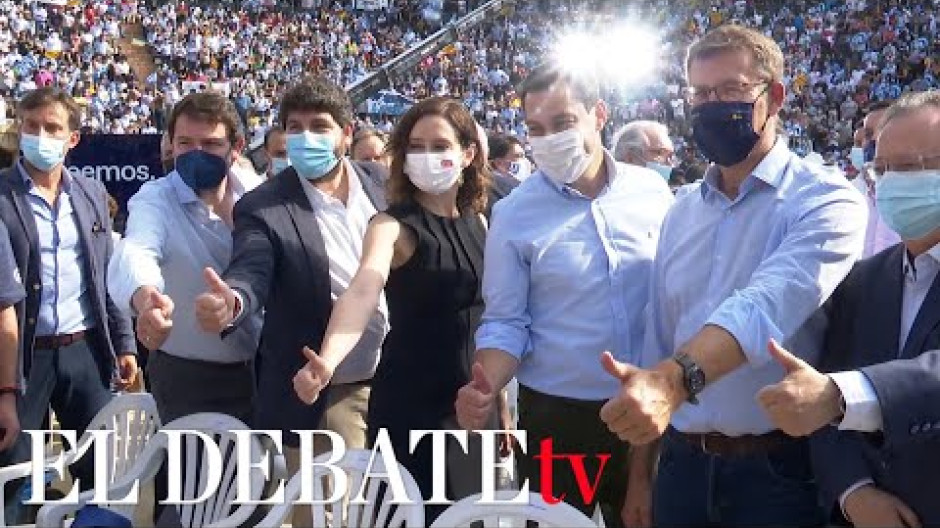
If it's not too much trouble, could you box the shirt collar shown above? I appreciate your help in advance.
[17,159,72,192]
[169,170,202,205]
[700,138,790,200]
[903,243,940,282]
[299,158,358,207]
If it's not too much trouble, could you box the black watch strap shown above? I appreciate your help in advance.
[673,353,706,404]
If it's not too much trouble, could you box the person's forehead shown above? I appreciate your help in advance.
[687,49,762,85]
[877,110,940,155]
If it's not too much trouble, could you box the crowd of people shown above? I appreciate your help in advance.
[1,0,938,174]
[2,1,940,528]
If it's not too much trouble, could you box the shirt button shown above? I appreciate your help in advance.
[27,317,35,325]
[32,283,40,291]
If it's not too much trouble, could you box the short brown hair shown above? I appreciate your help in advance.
[167,91,243,144]
[18,87,82,131]
[386,97,489,214]
[686,24,784,84]
[278,76,353,129]
[518,62,600,112]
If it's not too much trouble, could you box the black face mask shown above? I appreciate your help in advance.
[690,90,771,167]
[175,150,229,191]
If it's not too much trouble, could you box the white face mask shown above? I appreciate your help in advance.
[529,128,592,185]
[405,152,463,195]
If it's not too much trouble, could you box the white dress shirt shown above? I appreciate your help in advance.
[108,171,262,363]
[296,160,389,384]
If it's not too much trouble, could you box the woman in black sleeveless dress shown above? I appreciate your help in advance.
[292,97,503,518]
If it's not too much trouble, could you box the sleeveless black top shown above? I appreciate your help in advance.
[369,201,486,429]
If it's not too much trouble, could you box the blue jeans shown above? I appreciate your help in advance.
[654,428,826,528]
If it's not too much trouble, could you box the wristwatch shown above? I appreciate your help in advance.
[673,353,706,404]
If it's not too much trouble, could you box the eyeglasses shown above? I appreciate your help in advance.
[684,80,770,104]
[871,153,940,178]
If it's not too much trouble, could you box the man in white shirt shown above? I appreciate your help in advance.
[108,91,261,423]
[758,91,940,527]
[193,75,389,528]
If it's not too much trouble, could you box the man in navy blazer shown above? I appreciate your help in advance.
[757,90,940,527]
[0,88,137,523]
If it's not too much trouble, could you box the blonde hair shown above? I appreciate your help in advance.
[686,24,785,84]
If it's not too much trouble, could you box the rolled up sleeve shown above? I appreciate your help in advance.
[706,190,866,366]
[474,207,531,359]
[107,189,167,315]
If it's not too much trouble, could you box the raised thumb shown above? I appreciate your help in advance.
[302,346,319,363]
[768,339,805,373]
[600,351,637,380]
[203,267,228,295]
[470,362,492,395]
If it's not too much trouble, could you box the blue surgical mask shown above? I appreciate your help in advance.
[286,131,339,180]
[20,133,67,172]
[849,146,865,171]
[175,150,229,191]
[875,169,940,240]
[690,99,766,167]
[646,161,673,180]
[270,157,291,176]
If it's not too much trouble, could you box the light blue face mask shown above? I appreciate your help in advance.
[269,157,291,177]
[286,131,339,180]
[646,161,673,180]
[20,133,67,172]
[849,146,865,172]
[875,169,940,240]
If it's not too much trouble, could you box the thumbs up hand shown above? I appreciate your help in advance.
[599,351,684,445]
[133,286,175,351]
[456,363,497,430]
[757,339,844,437]
[195,267,238,333]
[293,347,335,405]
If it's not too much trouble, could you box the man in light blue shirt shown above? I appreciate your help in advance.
[455,62,673,527]
[108,92,262,425]
[599,25,867,527]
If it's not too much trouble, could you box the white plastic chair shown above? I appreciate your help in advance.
[0,392,161,527]
[36,412,267,528]
[430,490,598,527]
[256,448,425,528]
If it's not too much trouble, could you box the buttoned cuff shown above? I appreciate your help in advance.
[839,478,874,521]
[829,370,883,432]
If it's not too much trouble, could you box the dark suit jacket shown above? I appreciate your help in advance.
[0,166,135,389]
[811,243,940,525]
[225,161,387,444]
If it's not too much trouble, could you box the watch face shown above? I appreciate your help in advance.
[689,369,706,394]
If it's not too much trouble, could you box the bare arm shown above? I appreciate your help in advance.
[318,213,404,371]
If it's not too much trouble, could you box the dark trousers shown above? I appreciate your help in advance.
[0,336,113,524]
[147,350,255,424]
[147,350,255,525]
[653,427,826,527]
[517,385,629,528]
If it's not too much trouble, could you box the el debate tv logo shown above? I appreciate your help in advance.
[21,428,611,507]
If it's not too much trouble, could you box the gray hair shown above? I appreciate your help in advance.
[880,90,940,130]
[612,120,670,162]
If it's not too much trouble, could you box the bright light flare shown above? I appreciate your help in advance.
[552,24,662,88]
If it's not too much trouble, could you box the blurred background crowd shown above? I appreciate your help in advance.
[0,0,937,179]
